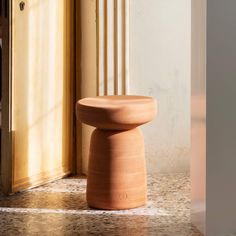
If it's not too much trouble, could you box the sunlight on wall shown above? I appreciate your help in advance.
[27,0,64,176]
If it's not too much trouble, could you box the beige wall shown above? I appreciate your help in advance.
[129,0,191,173]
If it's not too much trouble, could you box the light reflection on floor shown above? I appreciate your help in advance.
[0,174,203,236]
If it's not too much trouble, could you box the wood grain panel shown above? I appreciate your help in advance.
[80,0,129,175]
[10,0,74,192]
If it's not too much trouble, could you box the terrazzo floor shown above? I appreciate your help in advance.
[0,174,203,236]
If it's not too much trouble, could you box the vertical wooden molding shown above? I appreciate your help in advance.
[125,0,129,94]
[96,0,100,96]
[121,0,126,95]
[1,0,13,194]
[114,0,118,95]
[81,0,130,175]
[68,0,75,174]
[103,0,108,95]
[95,0,129,96]
[75,0,82,174]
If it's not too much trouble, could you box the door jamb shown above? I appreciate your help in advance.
[1,0,13,194]
[75,0,82,174]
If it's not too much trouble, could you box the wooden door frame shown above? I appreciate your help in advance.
[75,0,82,175]
[1,0,79,194]
[1,0,12,194]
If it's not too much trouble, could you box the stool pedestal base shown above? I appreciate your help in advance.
[86,127,147,210]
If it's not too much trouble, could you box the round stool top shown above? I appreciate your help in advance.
[76,95,157,130]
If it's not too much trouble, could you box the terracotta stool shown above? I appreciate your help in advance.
[76,95,157,210]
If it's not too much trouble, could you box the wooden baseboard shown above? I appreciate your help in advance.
[12,167,71,193]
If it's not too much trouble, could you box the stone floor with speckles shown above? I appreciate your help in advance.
[0,174,203,236]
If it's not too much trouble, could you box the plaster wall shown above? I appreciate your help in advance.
[129,0,191,173]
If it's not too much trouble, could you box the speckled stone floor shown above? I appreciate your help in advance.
[0,174,203,236]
